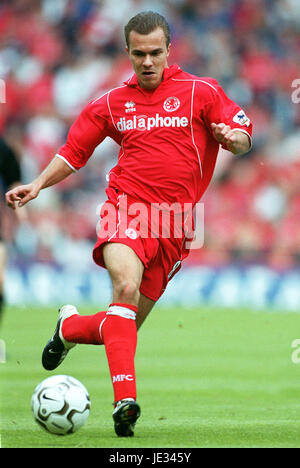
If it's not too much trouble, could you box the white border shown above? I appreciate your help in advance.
[55,154,77,172]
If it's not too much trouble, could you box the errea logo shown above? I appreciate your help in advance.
[125,101,136,113]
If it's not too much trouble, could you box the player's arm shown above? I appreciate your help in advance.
[201,80,253,156]
[210,123,251,155]
[6,96,113,211]
[6,156,73,210]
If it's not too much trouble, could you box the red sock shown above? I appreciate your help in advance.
[102,303,138,403]
[61,303,138,403]
[61,311,107,345]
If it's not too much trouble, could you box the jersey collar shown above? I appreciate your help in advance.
[124,63,181,88]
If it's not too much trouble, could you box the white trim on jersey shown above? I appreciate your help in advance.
[107,91,117,131]
[172,78,252,152]
[92,85,127,133]
[55,154,77,172]
[172,78,218,94]
[172,79,205,178]
[190,81,203,178]
[107,193,122,242]
[91,85,127,105]
[99,317,107,341]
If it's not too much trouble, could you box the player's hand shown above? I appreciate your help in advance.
[211,123,238,148]
[5,183,40,210]
[211,123,250,155]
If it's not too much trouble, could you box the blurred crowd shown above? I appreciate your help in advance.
[0,0,300,270]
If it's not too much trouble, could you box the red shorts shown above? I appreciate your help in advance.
[93,188,190,301]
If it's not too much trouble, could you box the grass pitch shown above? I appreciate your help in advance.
[1,303,300,448]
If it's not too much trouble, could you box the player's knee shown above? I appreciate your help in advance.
[113,278,140,305]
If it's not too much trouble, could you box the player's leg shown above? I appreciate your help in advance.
[61,247,152,436]
[45,290,155,358]
[42,243,144,361]
[100,243,143,436]
[42,242,144,436]
[103,242,144,305]
[136,293,156,330]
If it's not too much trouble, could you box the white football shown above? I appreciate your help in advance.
[31,375,90,435]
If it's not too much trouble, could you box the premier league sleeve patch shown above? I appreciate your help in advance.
[233,110,251,127]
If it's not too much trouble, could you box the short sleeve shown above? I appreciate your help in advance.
[201,79,253,149]
[57,96,111,171]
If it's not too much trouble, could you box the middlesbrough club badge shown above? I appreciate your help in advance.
[163,96,180,112]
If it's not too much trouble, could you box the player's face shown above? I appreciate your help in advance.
[127,27,170,90]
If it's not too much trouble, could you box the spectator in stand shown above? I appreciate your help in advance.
[0,136,25,321]
[0,0,299,267]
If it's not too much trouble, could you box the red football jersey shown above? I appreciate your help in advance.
[57,64,252,206]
